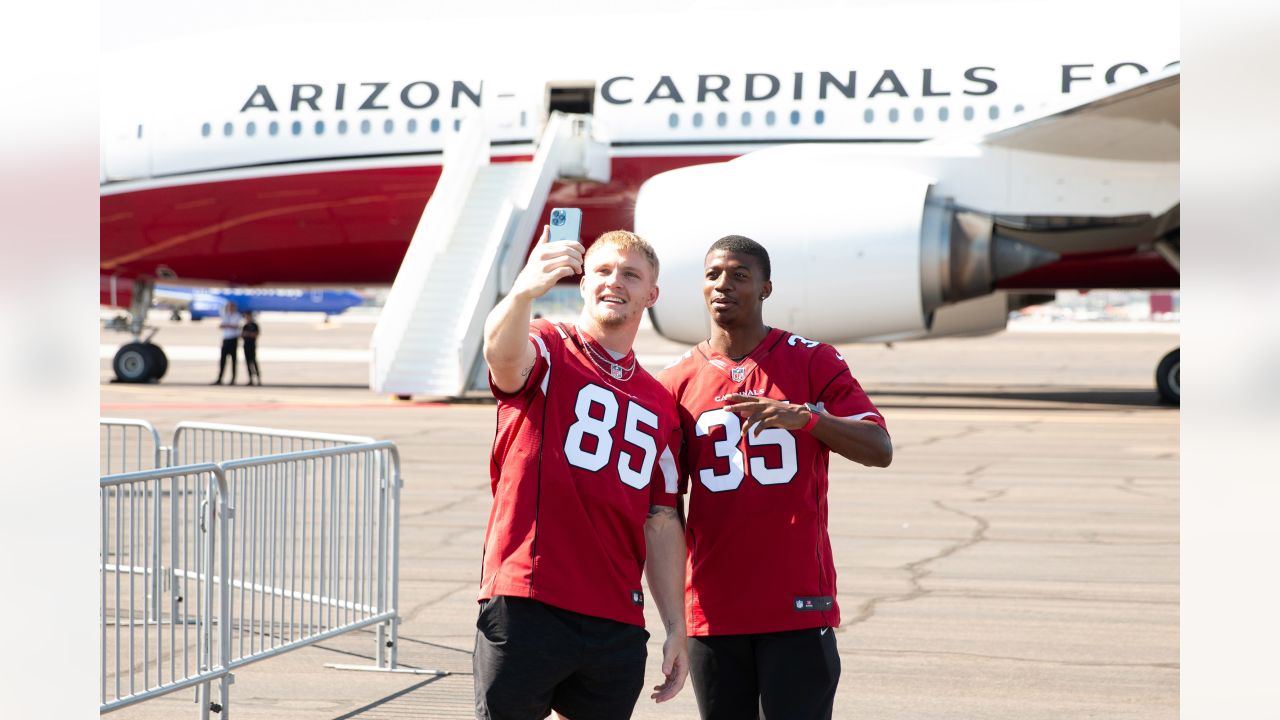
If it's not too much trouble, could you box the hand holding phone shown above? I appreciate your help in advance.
[510,210,585,301]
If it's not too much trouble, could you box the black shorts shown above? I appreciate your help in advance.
[473,595,649,720]
[688,627,840,720]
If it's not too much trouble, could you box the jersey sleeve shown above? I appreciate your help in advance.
[812,344,888,433]
[487,318,558,401]
[656,361,695,497]
[648,419,683,507]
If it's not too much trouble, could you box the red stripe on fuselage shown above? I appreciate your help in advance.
[99,155,735,288]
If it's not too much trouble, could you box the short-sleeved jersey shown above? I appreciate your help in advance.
[658,328,887,636]
[482,319,682,627]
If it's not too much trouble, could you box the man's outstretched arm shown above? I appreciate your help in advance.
[483,225,583,393]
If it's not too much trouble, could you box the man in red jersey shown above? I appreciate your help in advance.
[658,235,893,720]
[475,226,689,719]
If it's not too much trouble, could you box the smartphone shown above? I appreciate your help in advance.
[549,207,583,244]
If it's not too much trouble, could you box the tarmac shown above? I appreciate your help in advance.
[100,312,1180,719]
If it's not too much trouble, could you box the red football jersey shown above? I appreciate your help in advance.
[659,328,887,636]
[481,319,682,627]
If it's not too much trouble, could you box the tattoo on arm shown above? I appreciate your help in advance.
[519,363,533,378]
[647,505,678,520]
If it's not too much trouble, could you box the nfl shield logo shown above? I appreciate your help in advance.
[611,363,624,380]
[731,366,745,383]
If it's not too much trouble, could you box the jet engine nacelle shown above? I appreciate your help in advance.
[635,150,1057,345]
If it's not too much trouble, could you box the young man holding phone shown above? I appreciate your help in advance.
[475,211,689,719]
[659,235,893,719]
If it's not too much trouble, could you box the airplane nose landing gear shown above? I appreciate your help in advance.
[1156,348,1179,405]
[108,277,170,383]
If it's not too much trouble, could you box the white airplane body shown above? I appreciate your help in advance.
[100,1,1181,399]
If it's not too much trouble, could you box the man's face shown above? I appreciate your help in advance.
[580,243,659,329]
[703,249,770,328]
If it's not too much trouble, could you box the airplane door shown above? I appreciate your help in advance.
[545,81,595,119]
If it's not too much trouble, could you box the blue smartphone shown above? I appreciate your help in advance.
[549,207,583,243]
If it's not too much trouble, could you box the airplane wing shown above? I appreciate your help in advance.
[976,67,1179,162]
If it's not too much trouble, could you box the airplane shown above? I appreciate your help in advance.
[157,284,363,320]
[100,2,1180,402]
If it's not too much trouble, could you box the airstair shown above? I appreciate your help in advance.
[370,112,610,397]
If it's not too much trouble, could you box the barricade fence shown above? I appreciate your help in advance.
[172,421,375,466]
[221,443,401,671]
[99,421,404,717]
[100,418,165,476]
[101,464,230,717]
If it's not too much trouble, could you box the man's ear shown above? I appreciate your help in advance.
[761,280,773,300]
[646,285,660,309]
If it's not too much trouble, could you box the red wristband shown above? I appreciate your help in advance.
[800,408,820,432]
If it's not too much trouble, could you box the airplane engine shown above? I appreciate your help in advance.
[634,155,1056,344]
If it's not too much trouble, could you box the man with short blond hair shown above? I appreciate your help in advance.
[475,224,689,719]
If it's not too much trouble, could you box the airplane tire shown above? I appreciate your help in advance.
[113,343,156,383]
[1156,348,1179,406]
[142,344,169,381]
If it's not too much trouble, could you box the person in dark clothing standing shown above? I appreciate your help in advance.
[212,301,242,385]
[242,311,261,386]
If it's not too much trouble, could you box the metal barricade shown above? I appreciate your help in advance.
[219,442,402,673]
[171,422,374,466]
[100,440,404,717]
[100,418,165,475]
[100,464,232,717]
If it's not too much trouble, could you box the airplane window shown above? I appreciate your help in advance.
[789,110,800,125]
[716,112,727,127]
[384,119,395,134]
[814,109,825,125]
[863,109,874,123]
[963,106,974,121]
[223,122,233,137]
[938,107,949,122]
[453,118,461,132]
[360,119,371,135]
[988,105,999,120]
[291,121,302,136]
[521,111,528,127]
[431,118,441,133]
[408,118,418,133]
[765,110,776,126]
[888,108,899,123]
[201,122,211,138]
[668,113,678,128]
[268,121,279,136]
[692,112,703,128]
[338,119,348,135]
[314,120,325,135]
[741,111,751,127]
[246,121,256,137]
[913,108,924,122]
[1014,104,1025,113]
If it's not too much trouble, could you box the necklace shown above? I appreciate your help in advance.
[577,327,636,381]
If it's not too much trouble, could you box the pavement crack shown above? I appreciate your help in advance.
[845,497,992,630]
[893,425,983,451]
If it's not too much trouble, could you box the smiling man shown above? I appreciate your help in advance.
[659,234,893,720]
[475,227,689,719]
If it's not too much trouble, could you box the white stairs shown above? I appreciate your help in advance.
[370,112,610,397]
